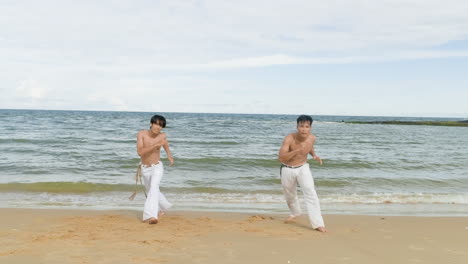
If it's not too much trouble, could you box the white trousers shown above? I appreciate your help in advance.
[280,163,325,229]
[141,162,172,221]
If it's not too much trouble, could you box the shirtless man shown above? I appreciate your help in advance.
[137,114,174,224]
[278,115,327,232]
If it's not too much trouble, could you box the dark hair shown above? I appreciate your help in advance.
[297,115,313,125]
[150,114,166,128]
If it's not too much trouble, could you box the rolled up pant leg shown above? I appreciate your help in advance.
[281,167,302,217]
[297,164,325,229]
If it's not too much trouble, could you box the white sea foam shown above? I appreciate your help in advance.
[2,191,468,217]
[320,193,468,205]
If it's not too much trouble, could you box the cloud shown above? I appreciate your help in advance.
[16,79,47,99]
[87,94,130,111]
[162,50,468,70]
[1,1,468,116]
[2,0,468,66]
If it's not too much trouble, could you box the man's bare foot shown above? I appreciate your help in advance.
[284,215,297,223]
[315,226,327,232]
[158,211,166,218]
[148,217,158,224]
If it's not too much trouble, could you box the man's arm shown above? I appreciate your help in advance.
[162,137,174,166]
[309,137,323,165]
[278,135,302,163]
[136,131,165,157]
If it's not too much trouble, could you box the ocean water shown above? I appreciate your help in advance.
[1,109,467,216]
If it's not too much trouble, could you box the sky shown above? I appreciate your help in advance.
[1,0,468,117]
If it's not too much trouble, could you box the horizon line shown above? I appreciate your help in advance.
[1,108,466,119]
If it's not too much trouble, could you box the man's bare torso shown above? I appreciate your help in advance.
[139,130,165,165]
[284,133,315,166]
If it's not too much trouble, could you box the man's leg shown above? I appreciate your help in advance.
[281,167,301,220]
[297,165,325,230]
[142,164,164,222]
[158,192,172,216]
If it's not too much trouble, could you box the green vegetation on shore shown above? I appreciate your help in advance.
[346,120,468,127]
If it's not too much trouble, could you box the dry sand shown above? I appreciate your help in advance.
[1,208,467,264]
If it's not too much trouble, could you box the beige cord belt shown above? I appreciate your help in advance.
[128,163,147,200]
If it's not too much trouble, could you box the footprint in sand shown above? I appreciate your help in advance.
[197,216,212,221]
[444,248,466,255]
[345,228,359,233]
[246,215,274,222]
[0,250,19,256]
[422,236,435,243]
[408,244,425,251]
[244,228,264,233]
[378,228,392,233]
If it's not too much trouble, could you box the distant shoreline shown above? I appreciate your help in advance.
[345,120,468,127]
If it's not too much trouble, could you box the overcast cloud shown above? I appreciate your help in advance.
[1,0,468,116]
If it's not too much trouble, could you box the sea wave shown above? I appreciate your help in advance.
[316,177,468,189]
[174,157,280,169]
[0,182,134,193]
[2,181,468,205]
[321,192,468,205]
[0,181,285,195]
[173,192,468,205]
[171,139,241,145]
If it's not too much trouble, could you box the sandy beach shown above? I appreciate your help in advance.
[1,208,467,263]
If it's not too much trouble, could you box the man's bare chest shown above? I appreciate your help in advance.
[290,140,312,151]
[143,135,162,148]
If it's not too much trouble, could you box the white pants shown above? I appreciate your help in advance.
[281,163,325,229]
[140,162,172,221]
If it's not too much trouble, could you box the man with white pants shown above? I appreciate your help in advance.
[278,115,327,232]
[140,163,172,222]
[137,114,174,224]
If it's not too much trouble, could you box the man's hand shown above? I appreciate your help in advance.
[313,155,323,165]
[152,137,166,149]
[168,156,174,166]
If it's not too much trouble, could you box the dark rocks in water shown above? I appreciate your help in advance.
[346,120,468,127]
